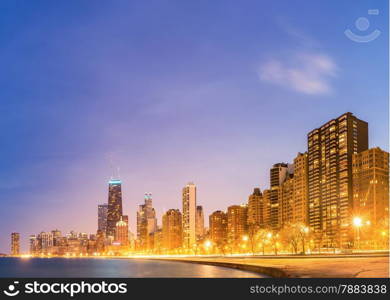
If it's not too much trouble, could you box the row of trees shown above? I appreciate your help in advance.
[209,220,389,256]
[129,219,389,256]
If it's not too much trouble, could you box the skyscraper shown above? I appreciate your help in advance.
[98,203,108,233]
[195,205,204,240]
[136,193,157,250]
[209,210,228,246]
[247,188,264,229]
[227,205,247,248]
[279,173,295,227]
[352,147,389,225]
[269,163,289,230]
[262,189,271,226]
[162,209,182,250]
[115,215,129,246]
[278,152,309,228]
[182,182,197,248]
[38,231,53,254]
[308,112,368,248]
[29,235,38,255]
[106,179,123,237]
[292,152,309,225]
[11,233,20,256]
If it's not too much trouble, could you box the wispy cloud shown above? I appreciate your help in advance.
[258,52,338,95]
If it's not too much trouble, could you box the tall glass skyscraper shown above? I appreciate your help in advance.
[98,203,108,233]
[106,179,123,237]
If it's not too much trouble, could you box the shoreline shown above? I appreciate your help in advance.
[2,253,389,278]
[138,257,288,277]
[137,253,389,278]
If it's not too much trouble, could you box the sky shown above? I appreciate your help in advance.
[0,0,388,253]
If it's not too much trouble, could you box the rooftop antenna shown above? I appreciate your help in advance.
[108,154,114,180]
[117,166,121,180]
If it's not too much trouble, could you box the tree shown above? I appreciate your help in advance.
[281,225,300,254]
[270,233,280,255]
[257,229,270,255]
[247,225,259,255]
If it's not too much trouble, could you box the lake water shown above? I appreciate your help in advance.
[0,258,264,277]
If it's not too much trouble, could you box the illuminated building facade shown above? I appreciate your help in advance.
[39,231,54,254]
[106,179,123,238]
[262,189,271,226]
[209,210,227,246]
[279,174,294,227]
[11,232,20,256]
[308,112,368,248]
[182,182,197,248]
[247,188,264,229]
[29,235,38,255]
[196,205,204,240]
[96,230,106,253]
[162,209,182,250]
[293,152,309,225]
[227,205,247,246]
[136,193,157,250]
[352,147,389,225]
[115,215,129,246]
[98,203,108,233]
[269,163,289,230]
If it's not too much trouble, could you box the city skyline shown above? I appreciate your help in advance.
[0,1,388,253]
[6,111,389,254]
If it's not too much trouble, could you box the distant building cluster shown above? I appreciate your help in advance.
[11,112,389,256]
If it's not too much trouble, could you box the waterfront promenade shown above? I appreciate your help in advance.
[150,253,389,278]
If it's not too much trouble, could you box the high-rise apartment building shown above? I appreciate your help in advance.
[162,209,182,250]
[227,205,247,246]
[247,188,264,229]
[11,232,20,256]
[279,174,295,227]
[269,163,289,230]
[278,152,309,227]
[182,182,197,248]
[136,193,157,250]
[195,205,204,240]
[29,235,38,255]
[209,210,228,245]
[293,152,309,225]
[262,189,271,226]
[308,112,368,248]
[98,203,108,233]
[106,179,123,237]
[38,231,53,254]
[352,147,389,225]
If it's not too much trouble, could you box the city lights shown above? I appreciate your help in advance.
[353,217,363,227]
[11,113,389,258]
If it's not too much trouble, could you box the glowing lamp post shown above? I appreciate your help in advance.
[204,240,212,254]
[300,226,309,254]
[353,217,362,250]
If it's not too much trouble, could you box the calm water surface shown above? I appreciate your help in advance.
[0,258,264,278]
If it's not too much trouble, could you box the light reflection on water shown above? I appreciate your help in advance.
[0,258,264,278]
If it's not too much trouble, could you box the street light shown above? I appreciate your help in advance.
[300,226,309,254]
[353,217,362,227]
[353,217,363,250]
[204,240,212,248]
[242,235,249,242]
